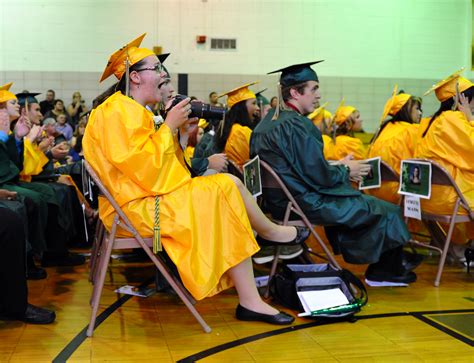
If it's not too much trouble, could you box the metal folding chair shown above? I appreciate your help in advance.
[403,158,474,287]
[83,160,211,337]
[258,159,342,298]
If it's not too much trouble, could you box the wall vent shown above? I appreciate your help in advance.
[210,38,237,50]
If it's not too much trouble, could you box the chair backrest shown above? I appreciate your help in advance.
[380,160,399,182]
[259,159,305,218]
[227,160,244,182]
[83,160,138,236]
[406,158,473,217]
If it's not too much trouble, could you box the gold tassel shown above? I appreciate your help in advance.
[152,120,162,253]
[153,195,162,253]
[272,82,282,121]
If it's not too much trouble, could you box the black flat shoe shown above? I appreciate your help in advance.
[402,252,424,271]
[256,226,310,246]
[365,270,417,284]
[235,304,295,325]
[0,304,56,324]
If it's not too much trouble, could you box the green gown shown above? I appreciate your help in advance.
[250,109,410,264]
[0,134,49,254]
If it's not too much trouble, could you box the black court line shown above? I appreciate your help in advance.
[52,277,154,363]
[53,285,474,363]
[177,309,474,363]
[412,312,474,347]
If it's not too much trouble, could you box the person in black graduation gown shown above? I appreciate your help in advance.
[250,61,417,284]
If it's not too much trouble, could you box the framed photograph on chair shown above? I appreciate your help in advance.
[359,157,381,190]
[398,160,432,199]
[243,155,262,197]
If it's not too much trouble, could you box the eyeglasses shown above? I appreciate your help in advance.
[135,63,164,74]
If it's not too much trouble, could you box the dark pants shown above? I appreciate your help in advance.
[0,207,27,316]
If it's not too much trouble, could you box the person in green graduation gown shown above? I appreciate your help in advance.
[250,61,418,284]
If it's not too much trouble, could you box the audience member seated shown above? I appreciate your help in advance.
[84,35,311,325]
[209,91,224,107]
[55,113,73,141]
[415,71,474,246]
[367,88,422,204]
[44,99,72,125]
[67,91,89,128]
[39,89,55,115]
[250,61,419,284]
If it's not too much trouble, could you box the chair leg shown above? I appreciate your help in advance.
[136,240,211,333]
[89,221,105,283]
[264,245,281,299]
[434,201,461,287]
[87,221,117,337]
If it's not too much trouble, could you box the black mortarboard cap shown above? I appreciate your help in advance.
[16,92,41,106]
[255,88,269,105]
[158,53,170,77]
[268,61,324,87]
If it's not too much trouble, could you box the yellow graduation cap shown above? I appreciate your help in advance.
[424,68,473,102]
[307,102,328,120]
[198,118,209,129]
[0,82,17,103]
[380,85,411,123]
[99,33,156,82]
[333,99,356,126]
[307,102,333,126]
[218,81,258,109]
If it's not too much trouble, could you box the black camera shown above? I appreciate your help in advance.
[166,94,226,123]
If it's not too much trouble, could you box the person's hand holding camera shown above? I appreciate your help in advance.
[164,97,198,133]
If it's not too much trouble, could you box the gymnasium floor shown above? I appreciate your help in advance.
[1,246,473,362]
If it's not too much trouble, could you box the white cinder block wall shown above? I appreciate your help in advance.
[0,0,471,132]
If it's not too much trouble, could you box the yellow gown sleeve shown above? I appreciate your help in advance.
[224,124,252,166]
[334,135,367,160]
[184,146,195,166]
[20,138,49,177]
[322,134,335,160]
[422,111,474,171]
[83,93,191,196]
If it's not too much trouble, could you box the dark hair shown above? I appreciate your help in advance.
[209,91,217,98]
[281,82,308,102]
[371,95,421,144]
[92,59,147,109]
[187,127,199,147]
[47,89,55,95]
[214,100,254,152]
[54,99,64,106]
[422,85,474,137]
[73,135,83,153]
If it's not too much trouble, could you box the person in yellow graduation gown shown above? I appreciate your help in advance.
[307,104,335,159]
[214,82,259,167]
[415,71,474,244]
[332,103,367,160]
[84,34,308,324]
[367,88,422,204]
